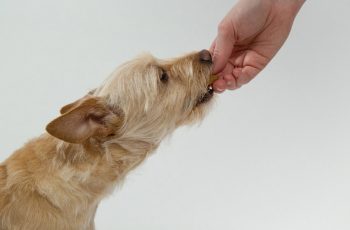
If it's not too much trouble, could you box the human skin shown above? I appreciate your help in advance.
[210,0,305,92]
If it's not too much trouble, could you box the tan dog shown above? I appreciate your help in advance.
[0,50,215,230]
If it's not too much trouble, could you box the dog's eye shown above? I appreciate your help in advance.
[160,70,169,83]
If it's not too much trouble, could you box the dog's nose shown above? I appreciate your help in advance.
[199,49,212,64]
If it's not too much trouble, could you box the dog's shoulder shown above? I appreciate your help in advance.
[0,164,7,192]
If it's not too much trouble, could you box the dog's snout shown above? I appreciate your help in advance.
[199,49,212,64]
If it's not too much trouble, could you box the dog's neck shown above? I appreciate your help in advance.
[51,134,158,189]
[24,134,157,222]
[1,133,158,228]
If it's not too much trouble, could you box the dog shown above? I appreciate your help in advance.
[0,49,215,229]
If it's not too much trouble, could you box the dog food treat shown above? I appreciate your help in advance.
[209,74,219,84]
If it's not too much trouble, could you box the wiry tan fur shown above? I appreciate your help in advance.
[0,51,214,230]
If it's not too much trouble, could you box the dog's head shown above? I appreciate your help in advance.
[47,50,215,146]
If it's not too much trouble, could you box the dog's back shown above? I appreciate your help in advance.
[0,164,8,210]
[0,163,11,230]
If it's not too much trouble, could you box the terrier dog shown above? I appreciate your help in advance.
[0,50,215,229]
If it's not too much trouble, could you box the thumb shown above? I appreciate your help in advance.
[212,22,235,74]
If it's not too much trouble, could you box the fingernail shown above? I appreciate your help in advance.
[226,81,232,86]
[216,87,224,92]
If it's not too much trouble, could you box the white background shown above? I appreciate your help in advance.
[1,0,350,229]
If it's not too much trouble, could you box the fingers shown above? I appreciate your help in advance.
[223,74,238,90]
[209,39,216,54]
[236,66,259,86]
[212,66,260,92]
[211,21,235,74]
[212,78,226,93]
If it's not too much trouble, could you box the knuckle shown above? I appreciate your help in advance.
[218,21,231,37]
[213,48,221,57]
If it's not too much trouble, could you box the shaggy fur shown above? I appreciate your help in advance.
[0,50,214,230]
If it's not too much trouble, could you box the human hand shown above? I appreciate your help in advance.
[210,0,305,92]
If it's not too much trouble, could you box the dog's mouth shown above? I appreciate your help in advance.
[195,75,217,106]
[196,85,214,106]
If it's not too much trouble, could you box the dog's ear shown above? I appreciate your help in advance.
[60,89,96,114]
[46,96,122,143]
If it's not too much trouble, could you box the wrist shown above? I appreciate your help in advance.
[273,0,305,18]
